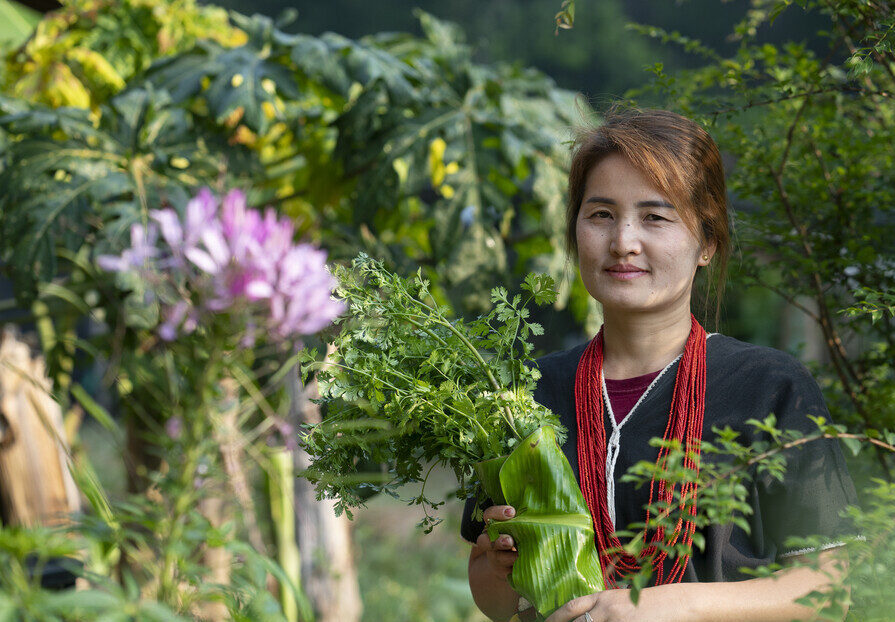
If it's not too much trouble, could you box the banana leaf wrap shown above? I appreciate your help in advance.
[476,426,604,618]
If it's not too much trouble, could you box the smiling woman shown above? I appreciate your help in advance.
[575,154,713,344]
[463,108,857,622]
[567,108,730,329]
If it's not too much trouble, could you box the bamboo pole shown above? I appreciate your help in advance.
[268,446,301,622]
[0,326,81,526]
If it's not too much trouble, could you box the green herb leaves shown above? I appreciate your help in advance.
[300,254,564,529]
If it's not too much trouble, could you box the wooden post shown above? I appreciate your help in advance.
[0,326,80,526]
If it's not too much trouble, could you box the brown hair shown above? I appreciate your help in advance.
[565,106,731,323]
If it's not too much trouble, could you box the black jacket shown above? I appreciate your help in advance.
[461,334,857,582]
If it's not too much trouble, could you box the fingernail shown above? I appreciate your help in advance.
[504,507,515,517]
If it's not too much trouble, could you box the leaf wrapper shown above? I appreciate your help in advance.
[478,426,604,618]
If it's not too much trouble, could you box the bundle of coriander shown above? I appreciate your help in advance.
[299,254,565,527]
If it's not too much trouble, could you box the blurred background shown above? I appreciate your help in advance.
[0,1,892,621]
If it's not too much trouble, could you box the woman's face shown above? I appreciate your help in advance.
[576,153,714,318]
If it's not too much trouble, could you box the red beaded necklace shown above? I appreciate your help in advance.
[575,315,707,587]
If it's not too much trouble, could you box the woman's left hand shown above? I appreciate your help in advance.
[544,588,686,622]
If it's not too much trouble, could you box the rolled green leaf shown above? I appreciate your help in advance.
[482,426,604,618]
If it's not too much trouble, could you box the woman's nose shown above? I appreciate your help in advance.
[608,222,642,257]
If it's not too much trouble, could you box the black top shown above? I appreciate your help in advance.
[460,334,858,582]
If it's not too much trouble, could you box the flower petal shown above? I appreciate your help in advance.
[185,248,220,274]
[96,255,128,272]
[245,279,274,300]
[151,208,183,249]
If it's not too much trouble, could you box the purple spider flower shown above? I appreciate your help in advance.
[97,187,344,344]
[96,223,159,273]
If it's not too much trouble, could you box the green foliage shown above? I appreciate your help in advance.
[3,0,246,109]
[0,86,253,303]
[0,294,308,619]
[1,3,591,326]
[145,11,300,136]
[554,1,575,33]
[0,482,301,621]
[612,413,895,620]
[630,0,895,468]
[300,254,562,528]
[841,288,895,325]
[298,10,583,312]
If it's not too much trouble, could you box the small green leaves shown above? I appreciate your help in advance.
[522,273,558,306]
[300,254,564,522]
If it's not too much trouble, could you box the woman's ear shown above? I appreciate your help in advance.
[698,239,717,267]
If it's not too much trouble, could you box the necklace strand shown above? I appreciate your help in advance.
[574,315,707,587]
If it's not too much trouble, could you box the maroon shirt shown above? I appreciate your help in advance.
[605,370,662,424]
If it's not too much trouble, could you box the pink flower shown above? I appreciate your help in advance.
[97,187,343,344]
[96,224,159,272]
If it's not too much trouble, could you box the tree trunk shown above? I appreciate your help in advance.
[0,326,80,526]
[289,348,362,622]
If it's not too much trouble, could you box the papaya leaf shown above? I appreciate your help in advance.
[0,87,242,302]
[145,13,300,135]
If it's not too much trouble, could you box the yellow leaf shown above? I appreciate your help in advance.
[428,137,447,186]
[392,158,409,186]
[170,157,190,169]
[445,161,460,175]
[231,125,257,146]
[347,82,363,103]
[45,64,91,108]
[67,48,126,91]
[262,78,277,94]
[220,28,249,47]
[440,184,455,199]
[231,73,244,88]
[223,106,245,127]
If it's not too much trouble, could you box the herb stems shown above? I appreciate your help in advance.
[299,254,565,525]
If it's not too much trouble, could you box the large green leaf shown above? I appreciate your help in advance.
[321,12,586,312]
[0,86,252,302]
[483,426,604,618]
[145,12,300,135]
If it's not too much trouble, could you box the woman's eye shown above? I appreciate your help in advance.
[589,210,612,219]
[645,213,668,222]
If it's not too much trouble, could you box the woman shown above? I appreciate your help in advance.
[462,108,856,622]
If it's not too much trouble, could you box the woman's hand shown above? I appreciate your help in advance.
[475,504,518,580]
[544,588,687,622]
[468,504,522,621]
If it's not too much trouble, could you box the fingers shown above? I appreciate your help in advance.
[544,594,601,622]
[484,533,516,555]
[481,505,516,549]
[479,522,515,550]
[475,531,517,579]
[483,505,516,522]
[475,532,516,557]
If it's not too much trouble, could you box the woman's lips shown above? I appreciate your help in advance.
[605,266,649,280]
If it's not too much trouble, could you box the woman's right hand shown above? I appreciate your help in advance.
[475,505,518,580]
